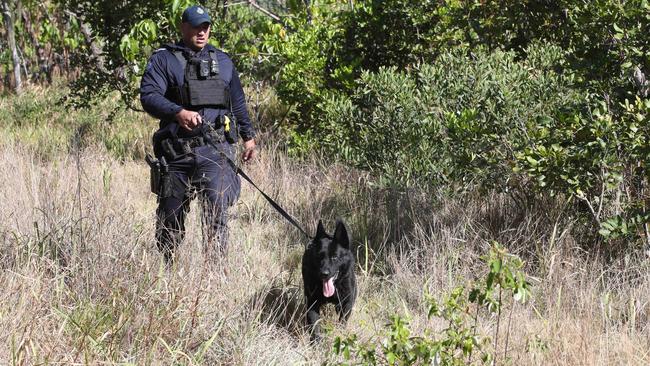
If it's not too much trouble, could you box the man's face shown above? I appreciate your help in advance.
[181,22,210,51]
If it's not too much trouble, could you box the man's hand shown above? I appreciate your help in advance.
[242,139,257,163]
[175,109,202,131]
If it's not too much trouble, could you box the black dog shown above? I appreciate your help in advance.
[302,219,357,342]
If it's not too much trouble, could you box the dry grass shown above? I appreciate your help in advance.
[0,140,649,365]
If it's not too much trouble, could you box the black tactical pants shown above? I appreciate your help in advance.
[155,142,240,264]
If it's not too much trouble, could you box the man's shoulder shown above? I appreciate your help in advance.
[144,44,184,77]
[149,44,177,61]
[153,47,170,54]
[206,45,232,59]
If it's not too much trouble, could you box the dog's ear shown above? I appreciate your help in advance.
[334,219,350,249]
[316,220,327,238]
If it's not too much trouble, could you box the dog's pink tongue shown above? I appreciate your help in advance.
[323,278,335,297]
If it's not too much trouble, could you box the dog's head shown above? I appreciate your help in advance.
[305,219,354,298]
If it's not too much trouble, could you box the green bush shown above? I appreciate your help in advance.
[333,0,650,98]
[515,96,650,244]
[311,43,582,190]
[309,41,650,245]
[258,1,352,126]
[260,0,649,138]
[563,0,650,98]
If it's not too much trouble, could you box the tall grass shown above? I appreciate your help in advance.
[0,87,649,365]
[0,140,648,365]
[0,83,156,160]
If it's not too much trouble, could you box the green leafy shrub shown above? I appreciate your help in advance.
[563,1,650,98]
[332,243,530,365]
[266,1,649,136]
[258,1,351,126]
[516,97,650,244]
[333,1,440,74]
[335,0,650,98]
[312,43,582,190]
[310,40,650,245]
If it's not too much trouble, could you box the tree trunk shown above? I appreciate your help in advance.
[22,7,50,83]
[1,0,22,93]
[221,0,228,20]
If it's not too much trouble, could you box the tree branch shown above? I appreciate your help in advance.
[247,0,281,21]
[64,9,109,74]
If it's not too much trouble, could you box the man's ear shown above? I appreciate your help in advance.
[334,219,350,249]
[316,220,327,238]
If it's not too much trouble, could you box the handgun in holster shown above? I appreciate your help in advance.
[145,153,172,198]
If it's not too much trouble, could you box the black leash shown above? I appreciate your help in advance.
[201,125,313,240]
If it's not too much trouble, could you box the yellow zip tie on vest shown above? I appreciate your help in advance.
[224,115,231,132]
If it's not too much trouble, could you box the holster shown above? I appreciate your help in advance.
[145,153,172,198]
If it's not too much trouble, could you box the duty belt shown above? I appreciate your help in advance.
[160,125,225,160]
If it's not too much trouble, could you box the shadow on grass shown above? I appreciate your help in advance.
[247,283,306,338]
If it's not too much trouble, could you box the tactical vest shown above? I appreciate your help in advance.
[167,46,230,109]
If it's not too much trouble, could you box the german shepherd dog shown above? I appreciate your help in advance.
[302,219,357,342]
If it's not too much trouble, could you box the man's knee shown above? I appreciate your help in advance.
[201,196,229,227]
[155,195,190,249]
[200,163,241,207]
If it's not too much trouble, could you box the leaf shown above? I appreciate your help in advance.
[613,23,626,33]
[513,287,530,303]
[598,228,612,237]
[490,258,502,273]
[526,156,539,166]
[386,352,396,365]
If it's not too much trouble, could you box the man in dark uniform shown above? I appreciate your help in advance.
[140,5,256,264]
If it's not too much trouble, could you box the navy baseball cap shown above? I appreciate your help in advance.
[182,5,211,27]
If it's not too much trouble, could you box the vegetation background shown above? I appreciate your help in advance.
[1,0,649,364]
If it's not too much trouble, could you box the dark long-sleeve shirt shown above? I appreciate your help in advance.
[140,41,255,141]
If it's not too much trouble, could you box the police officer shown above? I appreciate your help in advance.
[140,5,256,264]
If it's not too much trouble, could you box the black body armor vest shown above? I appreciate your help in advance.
[168,46,230,109]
